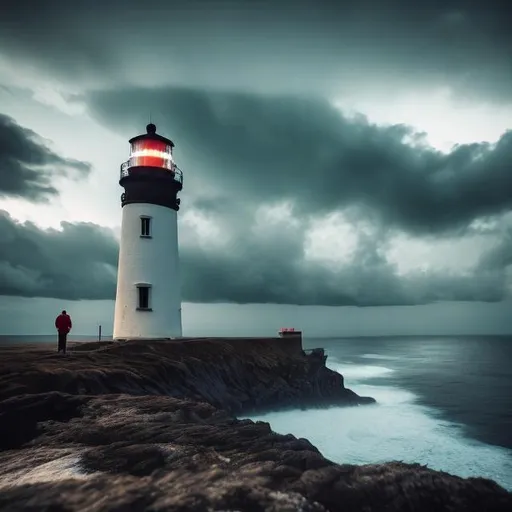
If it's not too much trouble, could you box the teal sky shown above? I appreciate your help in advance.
[0,0,511,336]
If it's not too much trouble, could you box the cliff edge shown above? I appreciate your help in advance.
[0,339,510,512]
[0,338,374,412]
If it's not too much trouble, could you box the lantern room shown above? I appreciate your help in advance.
[130,137,173,170]
[120,123,183,184]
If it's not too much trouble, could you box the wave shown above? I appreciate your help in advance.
[250,360,512,491]
[327,360,395,382]
[360,353,400,360]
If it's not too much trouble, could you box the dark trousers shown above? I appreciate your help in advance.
[58,332,68,353]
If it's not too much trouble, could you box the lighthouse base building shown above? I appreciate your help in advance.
[113,124,183,340]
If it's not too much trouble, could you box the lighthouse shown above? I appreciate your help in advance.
[113,123,183,340]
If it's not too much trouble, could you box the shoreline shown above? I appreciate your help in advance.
[0,338,510,511]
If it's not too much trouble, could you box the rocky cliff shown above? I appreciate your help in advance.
[0,339,510,512]
[0,338,373,413]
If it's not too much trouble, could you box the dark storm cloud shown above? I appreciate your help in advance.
[0,205,507,305]
[0,211,117,300]
[0,1,510,102]
[180,210,506,306]
[0,114,91,201]
[477,225,512,273]
[86,87,512,235]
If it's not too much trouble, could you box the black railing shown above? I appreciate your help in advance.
[120,160,184,185]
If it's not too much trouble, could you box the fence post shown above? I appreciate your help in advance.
[98,325,102,342]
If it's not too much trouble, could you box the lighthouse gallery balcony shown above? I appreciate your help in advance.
[120,159,184,185]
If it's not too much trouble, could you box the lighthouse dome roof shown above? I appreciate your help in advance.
[128,123,175,147]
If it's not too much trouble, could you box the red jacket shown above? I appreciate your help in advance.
[55,314,72,333]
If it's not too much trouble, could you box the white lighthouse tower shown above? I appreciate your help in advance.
[113,123,183,340]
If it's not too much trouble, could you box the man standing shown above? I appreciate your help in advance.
[55,310,72,354]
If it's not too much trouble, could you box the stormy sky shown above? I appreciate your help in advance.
[0,0,511,336]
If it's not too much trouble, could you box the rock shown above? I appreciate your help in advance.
[0,340,509,511]
[0,339,375,412]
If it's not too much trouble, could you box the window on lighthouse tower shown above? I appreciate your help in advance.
[140,216,152,237]
[136,284,152,311]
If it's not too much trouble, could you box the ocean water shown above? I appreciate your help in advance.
[250,336,512,491]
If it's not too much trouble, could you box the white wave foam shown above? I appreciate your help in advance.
[328,361,394,382]
[246,361,512,491]
[249,398,512,490]
[360,353,399,360]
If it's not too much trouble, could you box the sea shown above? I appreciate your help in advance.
[2,334,511,490]
[250,335,512,491]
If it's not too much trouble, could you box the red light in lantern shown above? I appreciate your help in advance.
[130,139,173,170]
